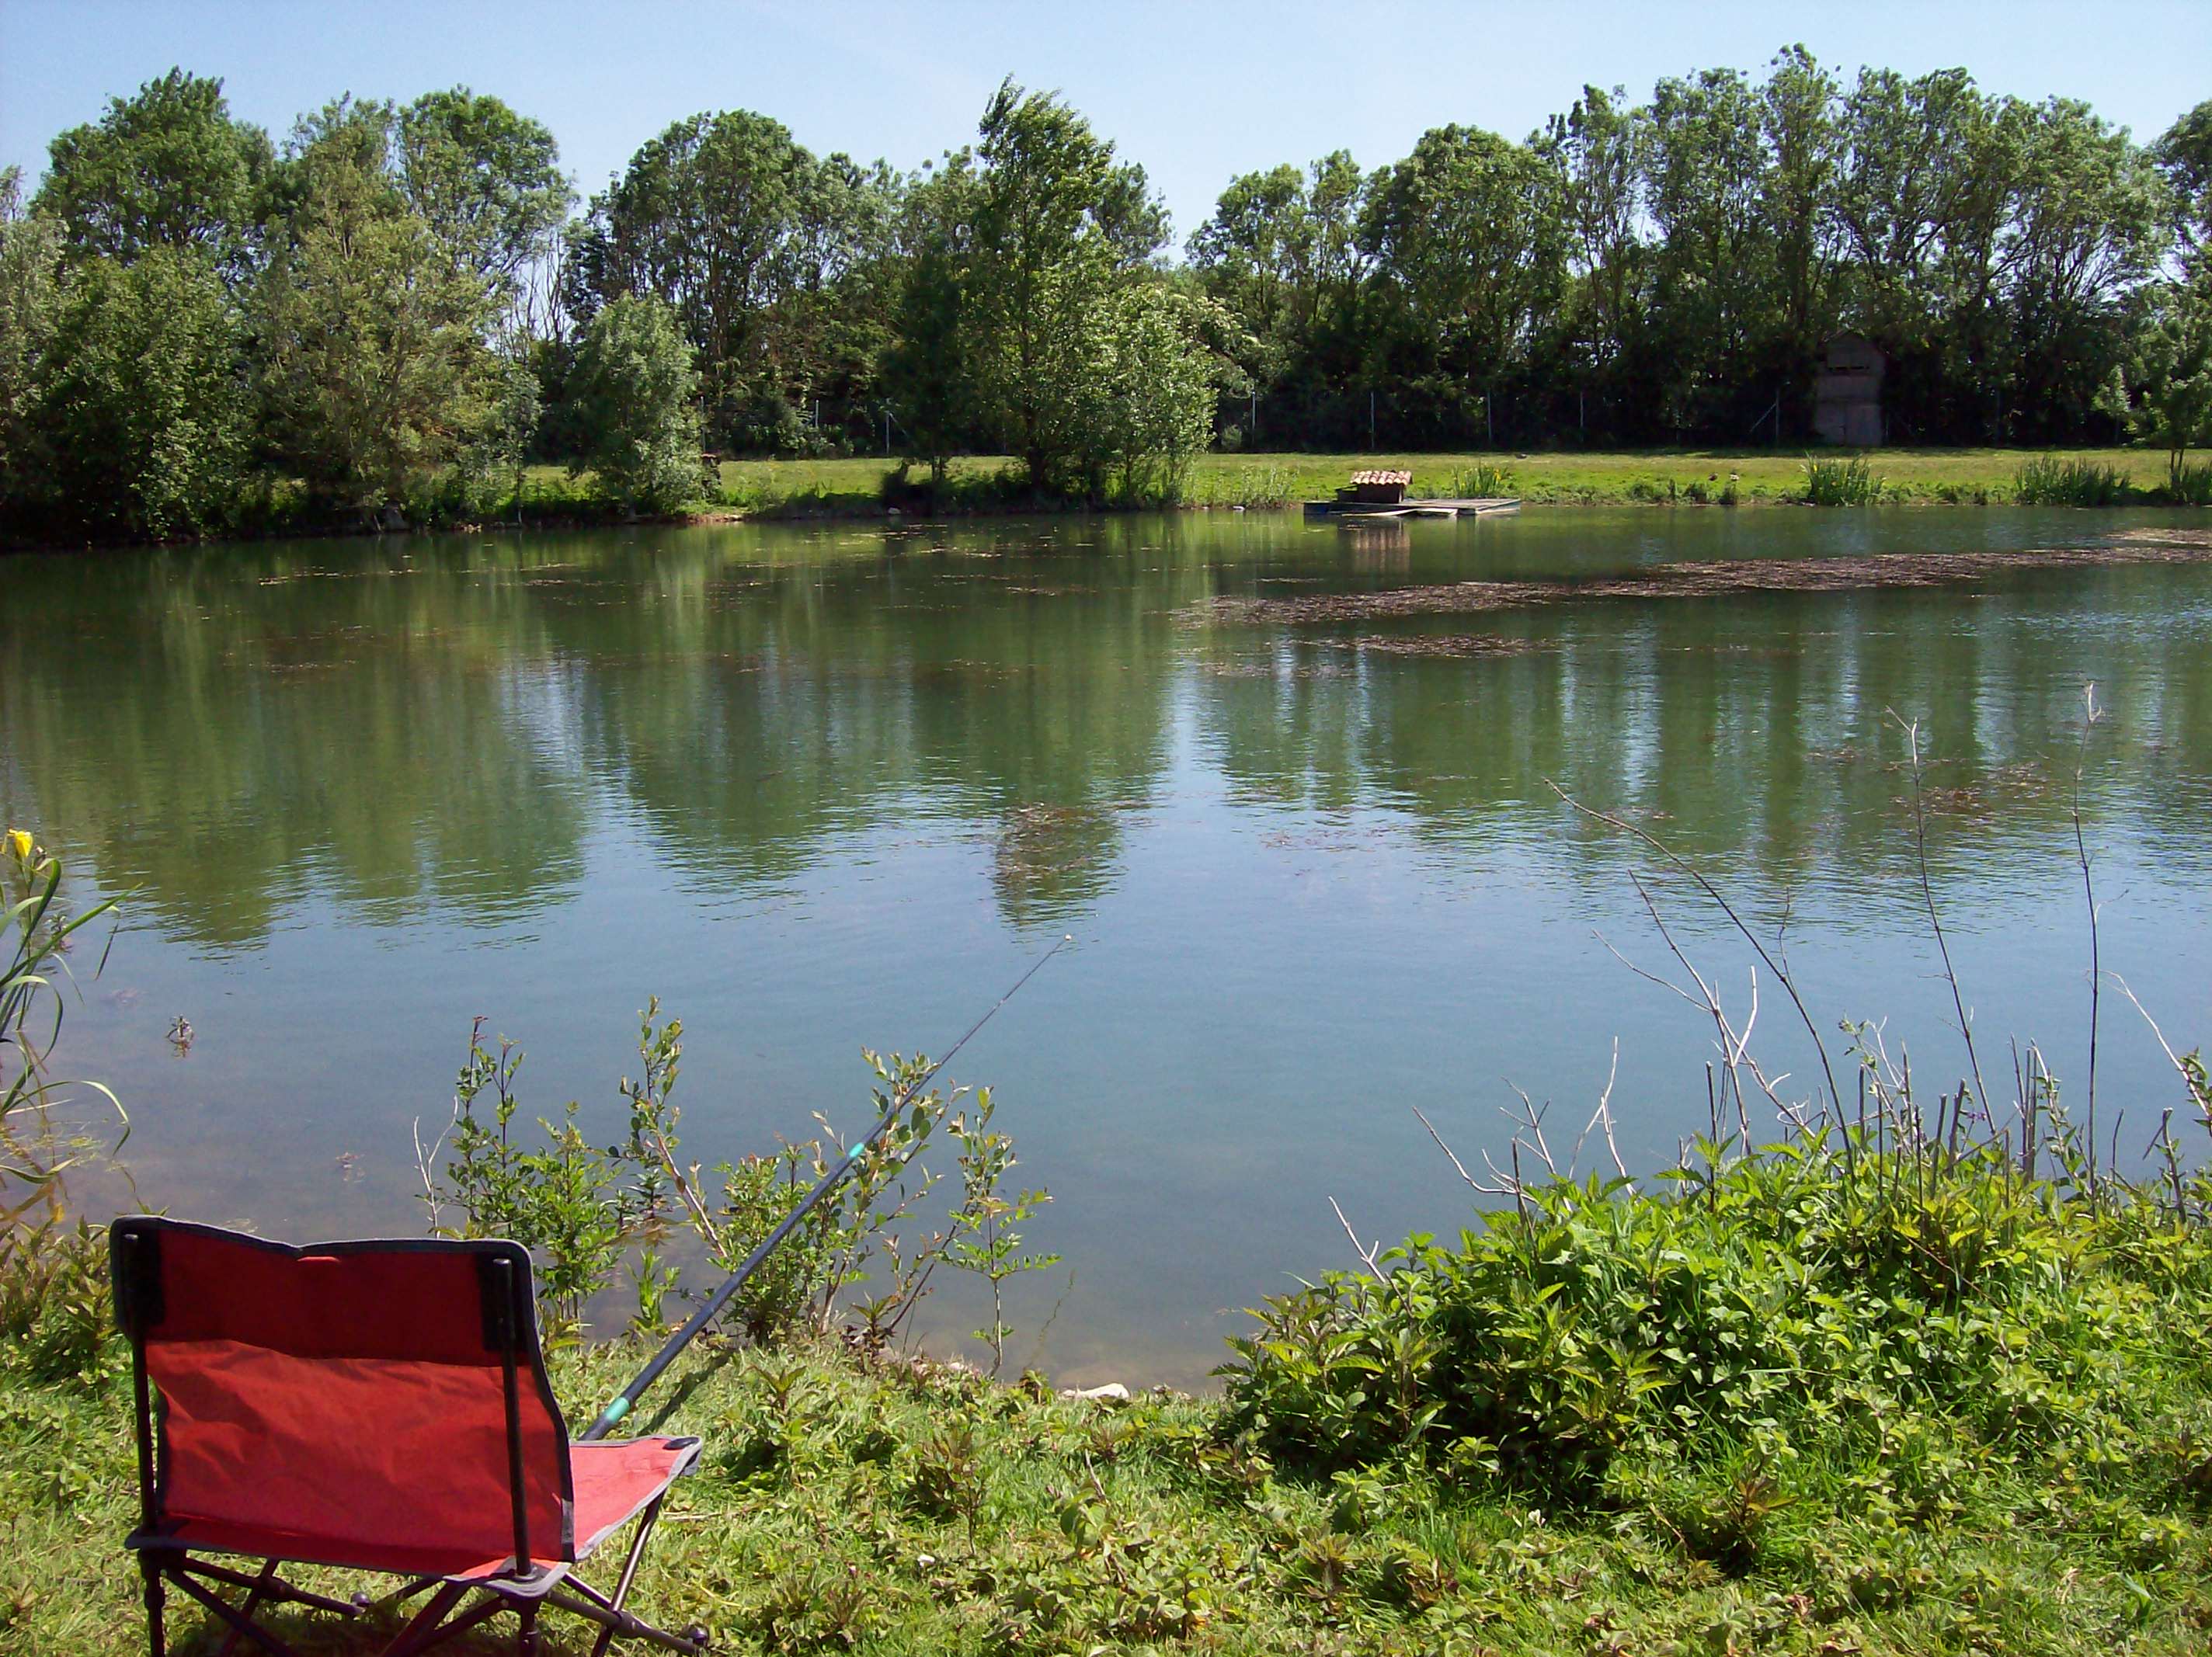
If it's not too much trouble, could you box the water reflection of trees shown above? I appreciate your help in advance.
[3,523,2210,945]
[1197,564,2212,903]
[0,520,1207,940]
[0,542,593,947]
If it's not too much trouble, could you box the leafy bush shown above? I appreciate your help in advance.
[1222,1132,2212,1506]
[421,1019,628,1345]
[423,1007,1057,1357]
[567,293,710,513]
[0,1220,113,1385]
[2015,455,2134,505]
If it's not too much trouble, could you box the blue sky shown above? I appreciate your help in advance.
[4,1,2203,248]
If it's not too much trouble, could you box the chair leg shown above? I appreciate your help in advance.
[162,1567,303,1657]
[141,1555,166,1657]
[214,1559,280,1657]
[516,1601,539,1656]
[590,1493,666,1657]
[549,1586,710,1654]
[376,1582,470,1657]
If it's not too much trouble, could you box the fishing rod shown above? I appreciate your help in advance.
[581,933,1073,1440]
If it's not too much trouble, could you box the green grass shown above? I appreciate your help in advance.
[16,447,2186,550]
[1174,446,2182,506]
[606,448,2186,519]
[9,1144,2212,1655]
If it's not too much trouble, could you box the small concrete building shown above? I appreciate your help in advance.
[1813,334,1886,446]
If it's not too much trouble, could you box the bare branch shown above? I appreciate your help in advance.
[1329,1195,1383,1275]
[1548,778,1842,1115]
[1412,1103,1490,1193]
[1889,710,1992,1117]
[1569,1037,1632,1186]
[2110,972,2210,1120]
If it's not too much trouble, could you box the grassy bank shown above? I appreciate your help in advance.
[8,1131,2212,1655]
[5,448,2197,553]
[490,448,2206,526]
[683,446,2203,519]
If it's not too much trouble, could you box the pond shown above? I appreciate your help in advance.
[5,505,2211,1385]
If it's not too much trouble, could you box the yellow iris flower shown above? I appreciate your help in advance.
[5,829,31,861]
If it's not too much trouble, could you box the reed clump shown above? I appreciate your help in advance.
[2162,460,2212,506]
[1800,453,1885,504]
[1447,462,1517,499]
[2015,456,2135,505]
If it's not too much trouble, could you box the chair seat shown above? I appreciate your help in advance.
[131,1435,701,1582]
[556,1435,704,1569]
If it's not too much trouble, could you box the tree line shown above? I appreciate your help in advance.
[2,56,2207,543]
[1198,54,2210,456]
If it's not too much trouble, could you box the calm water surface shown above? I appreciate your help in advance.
[5,507,2210,1384]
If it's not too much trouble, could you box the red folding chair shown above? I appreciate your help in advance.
[110,1217,712,1655]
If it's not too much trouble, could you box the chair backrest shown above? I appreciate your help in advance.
[110,1218,576,1576]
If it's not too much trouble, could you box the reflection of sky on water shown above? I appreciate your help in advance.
[5,506,2211,1385]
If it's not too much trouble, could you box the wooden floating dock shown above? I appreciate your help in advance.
[1303,496,1521,520]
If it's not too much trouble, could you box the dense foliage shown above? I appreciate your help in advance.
[1223,1140,2212,1485]
[1195,56,2203,450]
[565,293,708,512]
[2,61,2209,544]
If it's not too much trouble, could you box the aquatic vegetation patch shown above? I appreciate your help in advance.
[1202,535,2212,626]
[1332,633,1552,658]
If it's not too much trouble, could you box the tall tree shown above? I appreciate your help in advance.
[2002,98,2166,437]
[882,155,979,485]
[252,103,499,515]
[2102,269,2212,487]
[2153,100,2212,258]
[1084,283,1223,500]
[762,151,903,426]
[1188,151,1372,443]
[1643,67,1776,430]
[1835,68,1989,332]
[1188,163,1309,363]
[1538,86,1647,402]
[1361,125,1563,439]
[964,79,1168,490]
[1758,47,1844,418]
[396,87,572,293]
[34,69,271,271]
[33,247,252,539]
[569,109,812,444]
[0,170,61,523]
[568,292,706,511]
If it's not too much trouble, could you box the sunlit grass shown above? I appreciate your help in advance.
[522,448,2188,518]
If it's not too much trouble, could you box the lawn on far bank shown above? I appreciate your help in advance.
[520,446,2179,518]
